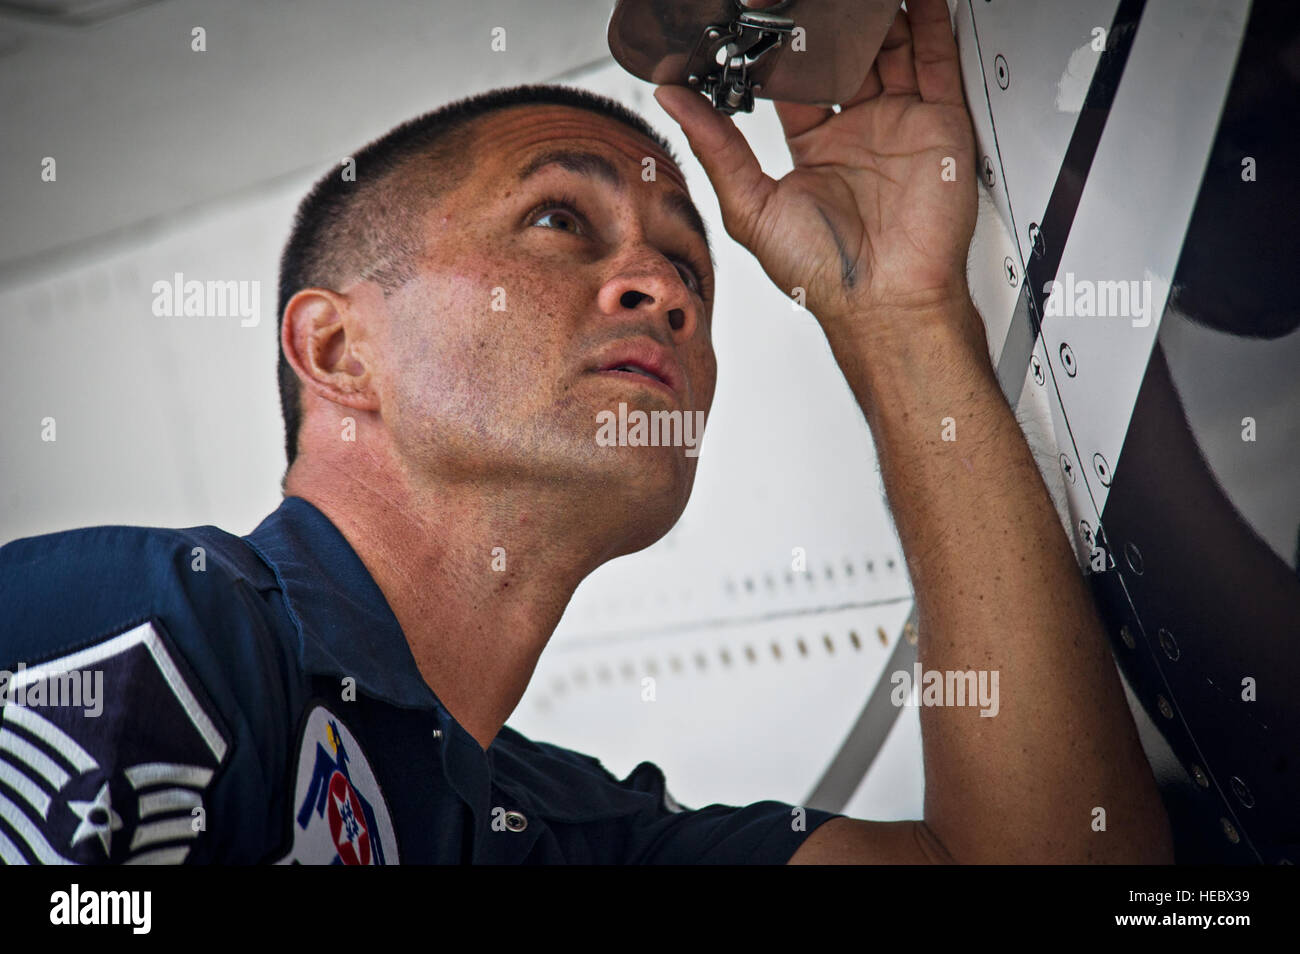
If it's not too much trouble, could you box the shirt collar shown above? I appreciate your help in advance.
[243,495,437,710]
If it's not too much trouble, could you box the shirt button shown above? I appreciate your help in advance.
[504,810,528,832]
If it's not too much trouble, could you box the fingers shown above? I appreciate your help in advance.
[654,85,776,245]
[873,6,917,96]
[906,0,966,106]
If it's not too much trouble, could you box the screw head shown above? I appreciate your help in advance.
[1028,222,1044,257]
[1230,776,1255,808]
[1157,694,1174,719]
[1221,817,1240,844]
[994,53,1009,89]
[1030,355,1045,386]
[1191,764,1210,788]
[1060,453,1076,484]
[1124,541,1144,575]
[1119,624,1136,649]
[982,156,996,187]
[1158,627,1180,662]
[1092,452,1111,487]
[1059,342,1077,377]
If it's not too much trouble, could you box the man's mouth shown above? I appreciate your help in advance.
[605,364,666,384]
[592,340,683,400]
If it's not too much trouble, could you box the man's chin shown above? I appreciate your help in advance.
[584,451,694,546]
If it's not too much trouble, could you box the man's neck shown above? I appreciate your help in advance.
[284,455,617,751]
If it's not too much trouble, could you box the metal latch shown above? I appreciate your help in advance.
[682,9,796,114]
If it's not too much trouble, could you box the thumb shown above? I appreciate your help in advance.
[653,85,775,247]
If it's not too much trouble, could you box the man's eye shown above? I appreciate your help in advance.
[674,257,712,300]
[528,196,586,234]
[673,260,702,296]
[533,209,581,233]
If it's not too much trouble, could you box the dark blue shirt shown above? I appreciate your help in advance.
[0,496,840,864]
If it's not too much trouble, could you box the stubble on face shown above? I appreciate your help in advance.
[377,105,722,514]
[371,105,718,542]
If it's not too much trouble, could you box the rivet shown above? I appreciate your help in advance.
[1229,776,1255,809]
[1119,624,1136,649]
[1157,628,1180,662]
[1191,764,1209,788]
[687,74,700,87]
[1059,343,1077,377]
[1092,452,1111,487]
[504,810,528,832]
[1124,541,1144,575]
[707,28,720,39]
[1220,817,1240,844]
[1156,694,1174,719]
[994,53,1009,89]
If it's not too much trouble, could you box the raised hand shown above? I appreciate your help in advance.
[654,0,977,342]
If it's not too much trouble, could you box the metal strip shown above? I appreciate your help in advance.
[804,606,916,812]
[804,0,1149,815]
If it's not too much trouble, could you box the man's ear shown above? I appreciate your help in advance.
[280,287,380,412]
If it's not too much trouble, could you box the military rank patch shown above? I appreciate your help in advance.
[0,619,228,864]
[276,705,398,865]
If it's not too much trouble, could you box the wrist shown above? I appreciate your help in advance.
[826,297,998,428]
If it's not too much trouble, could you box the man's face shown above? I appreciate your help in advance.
[374,103,717,551]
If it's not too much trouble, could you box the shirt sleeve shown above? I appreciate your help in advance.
[0,525,294,864]
[600,760,844,864]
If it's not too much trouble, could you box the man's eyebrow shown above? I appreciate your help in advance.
[517,149,624,190]
[515,148,714,269]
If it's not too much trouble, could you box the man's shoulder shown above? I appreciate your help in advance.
[0,520,296,863]
[1,518,272,589]
[0,519,296,782]
[0,519,280,665]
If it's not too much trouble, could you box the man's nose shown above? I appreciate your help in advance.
[596,256,703,341]
[618,289,685,331]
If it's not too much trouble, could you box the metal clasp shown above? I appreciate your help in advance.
[684,9,795,114]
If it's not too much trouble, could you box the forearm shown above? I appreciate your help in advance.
[825,297,1173,864]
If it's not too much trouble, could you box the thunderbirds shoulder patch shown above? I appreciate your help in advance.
[276,705,398,865]
[0,619,228,865]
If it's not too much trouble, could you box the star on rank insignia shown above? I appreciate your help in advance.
[0,619,228,864]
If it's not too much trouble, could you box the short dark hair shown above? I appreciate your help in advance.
[276,83,691,476]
